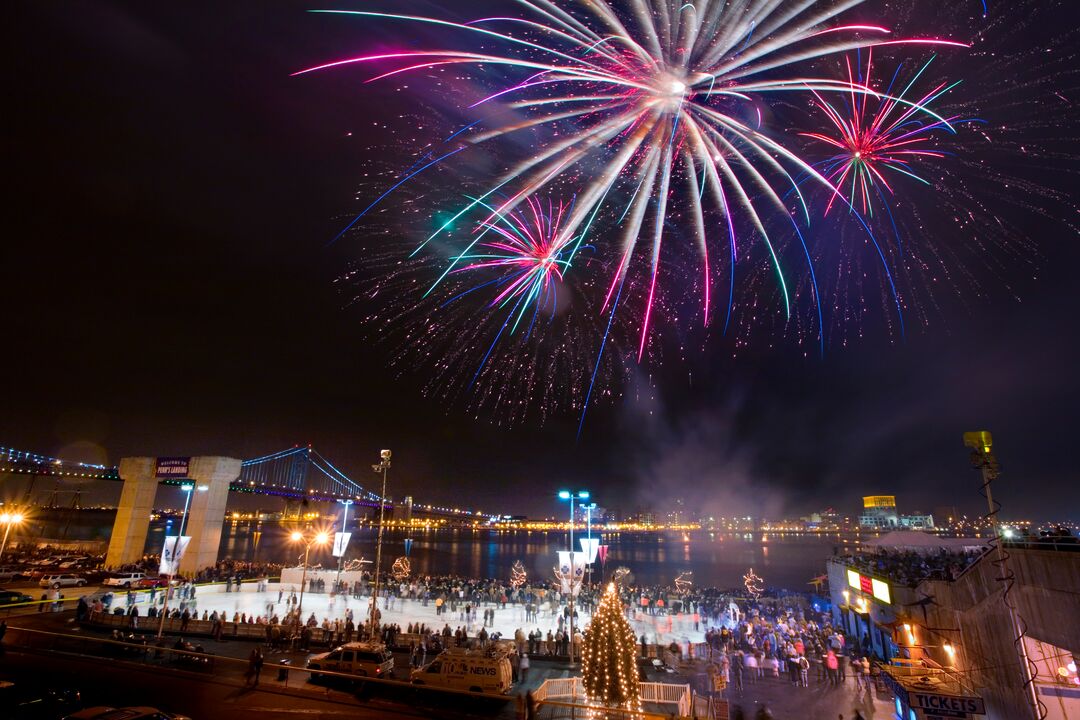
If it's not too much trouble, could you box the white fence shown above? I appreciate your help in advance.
[534,678,691,717]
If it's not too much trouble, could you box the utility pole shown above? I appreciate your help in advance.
[964,431,1043,720]
[369,450,391,640]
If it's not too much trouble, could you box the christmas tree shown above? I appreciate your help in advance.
[582,582,641,710]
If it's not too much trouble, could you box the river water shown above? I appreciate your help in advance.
[29,514,854,590]
[217,523,852,591]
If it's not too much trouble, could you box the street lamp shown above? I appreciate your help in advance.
[335,499,354,590]
[0,510,25,562]
[290,528,330,639]
[582,502,597,588]
[557,489,589,663]
[369,449,391,640]
[157,483,206,639]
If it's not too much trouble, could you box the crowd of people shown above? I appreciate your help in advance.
[839,548,981,587]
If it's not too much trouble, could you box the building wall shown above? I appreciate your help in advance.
[897,548,1080,720]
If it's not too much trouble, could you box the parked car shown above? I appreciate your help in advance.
[307,642,394,679]
[63,707,191,720]
[103,572,145,587]
[0,566,28,582]
[39,574,87,589]
[132,576,167,589]
[0,680,82,719]
[0,589,35,605]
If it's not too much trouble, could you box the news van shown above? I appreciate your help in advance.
[410,648,513,695]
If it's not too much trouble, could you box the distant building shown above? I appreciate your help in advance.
[859,495,934,529]
[632,511,656,526]
[859,495,900,528]
[666,497,687,525]
[573,504,606,524]
[900,512,934,529]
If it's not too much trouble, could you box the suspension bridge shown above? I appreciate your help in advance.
[0,444,498,521]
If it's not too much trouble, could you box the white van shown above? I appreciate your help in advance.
[410,648,513,695]
[39,574,87,588]
[307,642,393,679]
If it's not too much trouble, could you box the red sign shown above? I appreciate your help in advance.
[859,575,874,594]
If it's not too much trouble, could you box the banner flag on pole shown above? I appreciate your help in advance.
[404,538,413,557]
[579,537,600,564]
[598,544,609,565]
[332,531,352,558]
[557,550,587,596]
[557,550,573,594]
[159,536,191,575]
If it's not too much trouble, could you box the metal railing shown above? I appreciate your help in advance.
[533,678,692,718]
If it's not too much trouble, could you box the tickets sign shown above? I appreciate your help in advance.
[911,692,986,717]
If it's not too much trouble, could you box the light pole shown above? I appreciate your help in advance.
[335,499,354,590]
[557,489,589,663]
[369,449,391,640]
[582,502,597,590]
[290,529,330,639]
[0,510,25,562]
[157,483,204,639]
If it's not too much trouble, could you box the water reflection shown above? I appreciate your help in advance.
[31,515,842,590]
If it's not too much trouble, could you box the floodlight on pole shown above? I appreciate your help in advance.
[582,502,597,588]
[556,489,590,664]
[157,483,200,639]
[335,499,354,588]
[289,528,330,643]
[964,430,1042,720]
[369,449,392,639]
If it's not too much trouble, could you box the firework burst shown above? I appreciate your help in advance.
[302,0,967,425]
[802,53,967,218]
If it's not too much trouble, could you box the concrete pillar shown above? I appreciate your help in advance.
[178,456,241,575]
[106,457,158,568]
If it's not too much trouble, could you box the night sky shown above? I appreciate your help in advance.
[5,0,1079,522]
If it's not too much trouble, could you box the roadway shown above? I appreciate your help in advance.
[1,608,526,720]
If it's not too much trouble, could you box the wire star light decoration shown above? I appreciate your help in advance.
[510,559,528,589]
[744,568,765,600]
[675,571,694,594]
[391,556,411,581]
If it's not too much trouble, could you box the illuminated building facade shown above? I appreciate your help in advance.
[860,495,900,529]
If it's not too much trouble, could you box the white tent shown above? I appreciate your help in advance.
[864,530,986,554]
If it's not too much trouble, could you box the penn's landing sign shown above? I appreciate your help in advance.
[155,457,191,478]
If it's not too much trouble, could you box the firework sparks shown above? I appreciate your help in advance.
[449,196,578,335]
[802,53,967,218]
[298,1,966,362]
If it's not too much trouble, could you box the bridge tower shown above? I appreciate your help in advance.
[105,456,240,572]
